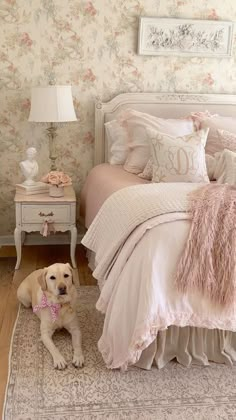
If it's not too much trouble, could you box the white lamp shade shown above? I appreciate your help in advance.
[28,85,77,122]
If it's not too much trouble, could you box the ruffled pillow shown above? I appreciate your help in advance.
[119,109,195,174]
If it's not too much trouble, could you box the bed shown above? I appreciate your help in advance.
[81,92,236,370]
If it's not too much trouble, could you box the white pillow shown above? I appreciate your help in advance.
[105,120,129,165]
[214,149,236,185]
[119,109,195,174]
[147,128,209,183]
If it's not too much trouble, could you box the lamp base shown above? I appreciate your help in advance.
[50,158,57,171]
[46,123,58,171]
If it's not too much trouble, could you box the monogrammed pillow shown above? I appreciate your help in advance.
[147,128,209,183]
[139,154,216,181]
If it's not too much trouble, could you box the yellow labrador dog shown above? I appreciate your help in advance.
[17,263,84,370]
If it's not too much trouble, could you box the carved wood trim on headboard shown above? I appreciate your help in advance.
[94,92,236,165]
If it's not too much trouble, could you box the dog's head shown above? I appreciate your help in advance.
[38,263,74,300]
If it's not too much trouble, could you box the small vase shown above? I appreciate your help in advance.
[49,185,64,197]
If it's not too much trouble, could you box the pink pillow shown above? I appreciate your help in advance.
[119,109,195,174]
[216,129,236,153]
[192,113,236,155]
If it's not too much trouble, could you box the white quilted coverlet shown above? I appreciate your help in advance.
[82,183,201,282]
[82,182,236,370]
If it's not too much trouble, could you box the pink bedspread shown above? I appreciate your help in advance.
[80,164,149,227]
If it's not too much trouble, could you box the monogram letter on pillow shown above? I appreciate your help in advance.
[147,128,210,183]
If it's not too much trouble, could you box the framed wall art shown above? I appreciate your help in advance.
[138,17,234,58]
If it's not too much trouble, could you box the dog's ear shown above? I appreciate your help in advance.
[38,268,48,291]
[66,263,74,284]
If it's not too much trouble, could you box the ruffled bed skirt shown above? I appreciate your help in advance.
[87,250,236,370]
[136,326,236,370]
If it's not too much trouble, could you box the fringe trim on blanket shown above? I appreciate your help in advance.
[175,184,236,307]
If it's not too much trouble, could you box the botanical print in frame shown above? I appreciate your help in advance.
[138,18,234,58]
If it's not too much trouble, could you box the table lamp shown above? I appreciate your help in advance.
[28,85,77,171]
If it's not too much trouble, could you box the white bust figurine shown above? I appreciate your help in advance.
[20,147,39,186]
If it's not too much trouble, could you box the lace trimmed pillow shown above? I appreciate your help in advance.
[147,128,210,183]
[119,109,195,174]
[138,158,153,180]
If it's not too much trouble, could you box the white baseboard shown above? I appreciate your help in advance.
[0,232,84,247]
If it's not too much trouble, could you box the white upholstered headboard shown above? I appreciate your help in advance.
[94,92,236,165]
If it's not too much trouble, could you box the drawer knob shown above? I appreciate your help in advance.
[38,211,54,217]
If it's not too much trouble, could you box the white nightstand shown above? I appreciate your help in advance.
[14,185,77,270]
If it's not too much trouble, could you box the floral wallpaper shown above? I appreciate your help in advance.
[0,0,236,235]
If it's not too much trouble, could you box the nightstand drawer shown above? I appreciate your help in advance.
[22,204,71,223]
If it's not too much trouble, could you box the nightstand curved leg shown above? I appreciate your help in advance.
[21,231,26,244]
[70,226,77,268]
[14,227,22,270]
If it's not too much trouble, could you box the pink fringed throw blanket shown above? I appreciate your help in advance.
[175,184,236,307]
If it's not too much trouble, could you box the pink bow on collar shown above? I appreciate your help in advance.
[33,293,60,322]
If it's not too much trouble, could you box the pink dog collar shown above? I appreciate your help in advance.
[33,293,60,322]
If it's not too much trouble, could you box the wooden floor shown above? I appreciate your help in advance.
[0,244,96,417]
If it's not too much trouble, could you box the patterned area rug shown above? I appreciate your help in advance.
[3,287,236,420]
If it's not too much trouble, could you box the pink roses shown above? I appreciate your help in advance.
[42,171,72,187]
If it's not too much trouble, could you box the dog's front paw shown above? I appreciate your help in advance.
[53,354,67,370]
[72,353,84,368]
